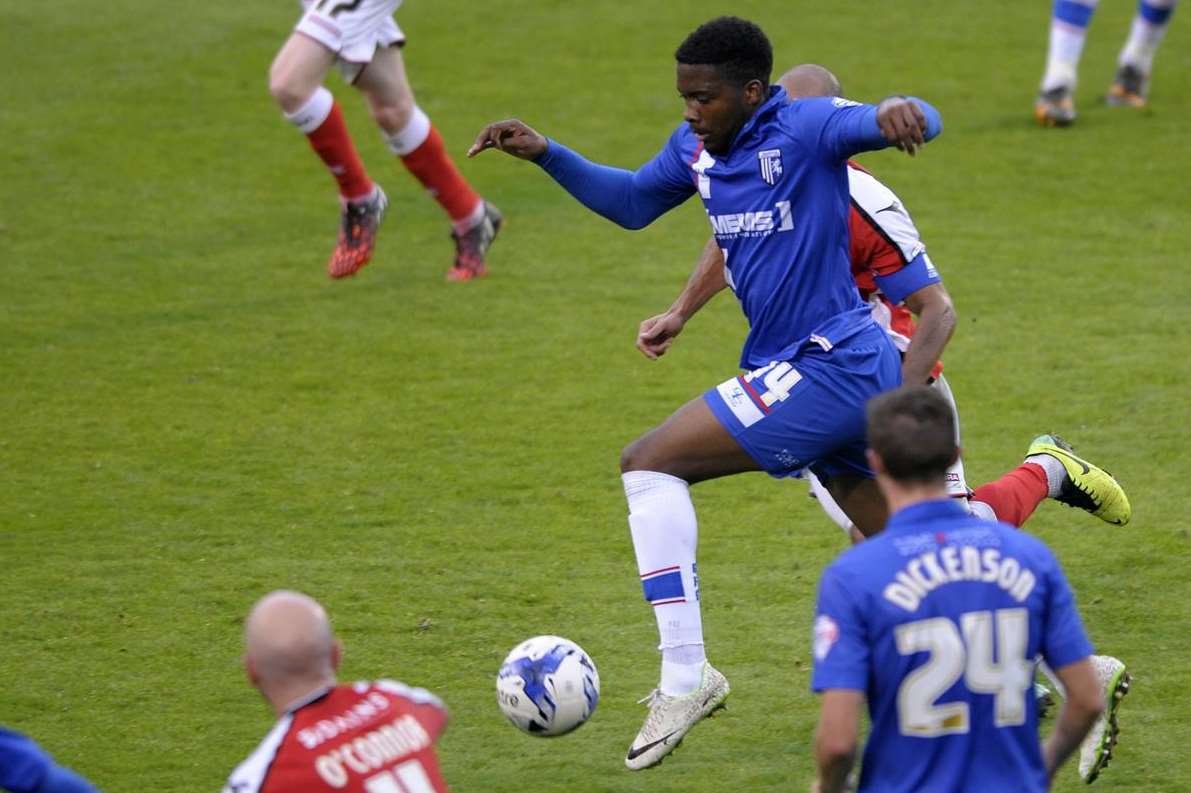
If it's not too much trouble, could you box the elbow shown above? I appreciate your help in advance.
[940,296,958,336]
[1081,689,1107,724]
[1067,687,1106,731]
[816,734,857,764]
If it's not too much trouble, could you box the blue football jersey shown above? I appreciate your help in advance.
[0,728,100,793]
[811,500,1093,793]
[534,87,942,369]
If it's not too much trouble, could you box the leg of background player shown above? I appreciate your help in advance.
[1036,0,1100,126]
[269,34,386,278]
[821,474,888,538]
[1109,0,1179,106]
[970,463,1051,527]
[356,47,501,281]
[807,472,866,544]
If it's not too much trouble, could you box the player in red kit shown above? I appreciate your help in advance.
[269,0,501,280]
[222,591,450,793]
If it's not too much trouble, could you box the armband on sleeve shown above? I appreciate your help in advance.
[872,252,941,305]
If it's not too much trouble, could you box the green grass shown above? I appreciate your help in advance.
[1,1,1188,790]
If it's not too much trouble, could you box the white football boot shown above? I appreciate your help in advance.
[624,662,729,770]
[1035,681,1055,719]
[1078,655,1132,784]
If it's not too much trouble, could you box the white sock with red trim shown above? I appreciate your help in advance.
[624,470,706,696]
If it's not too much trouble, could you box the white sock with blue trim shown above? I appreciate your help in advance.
[1043,0,1101,90]
[1119,0,1177,73]
[624,470,706,696]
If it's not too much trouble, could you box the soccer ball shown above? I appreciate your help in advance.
[496,635,600,736]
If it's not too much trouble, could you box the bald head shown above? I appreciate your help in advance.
[244,590,337,689]
[778,64,842,99]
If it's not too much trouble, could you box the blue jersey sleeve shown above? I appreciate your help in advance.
[32,766,100,793]
[0,729,100,793]
[1,728,50,793]
[873,252,942,304]
[1040,553,1095,670]
[532,128,695,230]
[811,563,870,692]
[783,96,943,163]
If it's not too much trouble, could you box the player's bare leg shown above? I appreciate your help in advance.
[621,396,760,483]
[358,47,501,281]
[269,34,337,115]
[620,397,756,769]
[270,33,386,278]
[820,473,889,538]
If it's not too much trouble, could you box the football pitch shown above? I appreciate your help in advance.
[2,1,1189,790]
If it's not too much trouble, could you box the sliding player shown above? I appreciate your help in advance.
[470,16,941,768]
[269,0,501,280]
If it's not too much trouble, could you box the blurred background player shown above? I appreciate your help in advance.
[1036,0,1179,125]
[221,590,451,793]
[470,17,941,769]
[809,386,1106,793]
[269,0,501,280]
[0,729,100,793]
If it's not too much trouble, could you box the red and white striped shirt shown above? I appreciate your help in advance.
[846,161,944,379]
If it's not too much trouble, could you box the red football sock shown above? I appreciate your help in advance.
[307,102,374,201]
[971,463,1050,528]
[400,126,482,223]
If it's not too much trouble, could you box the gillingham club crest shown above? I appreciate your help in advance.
[758,148,783,185]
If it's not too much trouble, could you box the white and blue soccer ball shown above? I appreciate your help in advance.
[496,635,600,736]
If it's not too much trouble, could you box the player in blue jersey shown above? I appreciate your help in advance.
[810,386,1105,793]
[469,16,942,768]
[0,728,100,793]
[1035,0,1179,126]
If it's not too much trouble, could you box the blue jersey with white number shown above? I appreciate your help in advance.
[534,87,942,369]
[811,500,1093,793]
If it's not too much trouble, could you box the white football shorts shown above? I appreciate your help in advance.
[296,0,405,82]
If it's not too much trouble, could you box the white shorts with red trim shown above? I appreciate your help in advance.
[296,0,405,83]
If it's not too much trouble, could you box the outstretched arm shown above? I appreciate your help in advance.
[802,96,943,160]
[469,119,693,230]
[637,236,728,360]
[900,282,957,385]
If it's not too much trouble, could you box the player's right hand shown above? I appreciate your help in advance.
[636,312,685,360]
[875,97,927,156]
[467,119,548,160]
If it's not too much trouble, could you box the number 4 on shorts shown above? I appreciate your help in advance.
[743,362,802,408]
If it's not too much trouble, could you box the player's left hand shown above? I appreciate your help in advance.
[876,97,927,156]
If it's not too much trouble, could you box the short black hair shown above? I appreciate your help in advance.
[866,386,959,485]
[675,16,773,86]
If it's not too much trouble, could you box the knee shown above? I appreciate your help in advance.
[620,435,662,475]
[268,67,310,113]
[368,96,415,134]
